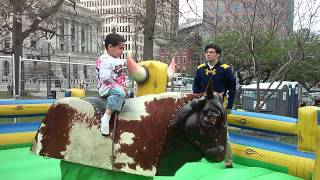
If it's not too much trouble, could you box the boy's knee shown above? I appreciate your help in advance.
[118,89,126,98]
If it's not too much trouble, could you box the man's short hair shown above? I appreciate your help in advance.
[104,33,126,49]
[205,44,222,55]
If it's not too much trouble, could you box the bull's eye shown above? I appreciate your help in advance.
[208,116,217,124]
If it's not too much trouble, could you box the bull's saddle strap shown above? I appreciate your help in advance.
[111,112,118,171]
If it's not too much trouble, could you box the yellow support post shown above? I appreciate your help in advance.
[65,88,85,97]
[135,61,168,97]
[314,110,320,180]
[298,107,320,152]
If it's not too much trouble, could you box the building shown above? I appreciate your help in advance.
[160,19,203,75]
[79,0,179,61]
[24,1,102,87]
[0,0,103,94]
[203,0,294,40]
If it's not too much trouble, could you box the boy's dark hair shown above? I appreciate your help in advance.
[205,44,222,55]
[104,33,126,49]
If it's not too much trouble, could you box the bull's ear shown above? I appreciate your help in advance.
[205,78,214,99]
[216,92,224,104]
[190,97,206,110]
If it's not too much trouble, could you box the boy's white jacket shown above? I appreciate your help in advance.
[96,53,126,95]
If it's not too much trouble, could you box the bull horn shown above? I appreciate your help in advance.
[167,58,176,82]
[127,53,148,83]
[206,77,214,99]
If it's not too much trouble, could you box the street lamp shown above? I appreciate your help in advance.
[46,40,52,98]
[68,53,71,89]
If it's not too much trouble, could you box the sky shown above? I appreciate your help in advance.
[179,0,203,25]
[179,0,320,32]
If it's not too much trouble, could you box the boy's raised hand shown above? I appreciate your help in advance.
[126,50,132,61]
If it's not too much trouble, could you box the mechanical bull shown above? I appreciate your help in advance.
[30,80,227,177]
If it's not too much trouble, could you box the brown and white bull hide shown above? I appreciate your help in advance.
[30,92,202,177]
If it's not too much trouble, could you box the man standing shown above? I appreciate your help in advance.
[193,44,236,168]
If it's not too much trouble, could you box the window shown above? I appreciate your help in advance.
[83,65,88,78]
[3,61,9,76]
[226,17,231,23]
[234,3,240,12]
[60,21,65,40]
[31,40,36,49]
[71,24,76,44]
[71,45,75,52]
[183,56,186,64]
[4,41,10,48]
[81,28,85,45]
[60,44,64,51]
[73,65,78,79]
[192,53,201,64]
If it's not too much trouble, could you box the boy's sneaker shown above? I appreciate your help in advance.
[100,114,110,136]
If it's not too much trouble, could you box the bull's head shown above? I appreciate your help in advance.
[184,78,227,162]
[164,78,227,167]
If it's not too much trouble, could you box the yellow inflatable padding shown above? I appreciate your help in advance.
[314,130,320,180]
[0,132,36,145]
[67,88,85,97]
[0,104,51,116]
[227,114,298,135]
[298,106,320,152]
[232,143,314,180]
[136,60,168,97]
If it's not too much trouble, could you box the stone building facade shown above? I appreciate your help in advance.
[0,0,103,94]
[80,0,179,61]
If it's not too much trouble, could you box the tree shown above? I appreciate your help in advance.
[203,0,320,112]
[143,0,156,60]
[0,0,74,97]
[286,34,320,92]
[115,0,179,61]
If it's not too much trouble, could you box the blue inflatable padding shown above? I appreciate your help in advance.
[0,122,41,134]
[0,114,46,118]
[65,91,71,97]
[229,124,295,136]
[230,132,315,159]
[0,99,56,105]
[231,110,297,123]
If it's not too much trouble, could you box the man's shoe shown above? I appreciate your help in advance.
[225,162,233,168]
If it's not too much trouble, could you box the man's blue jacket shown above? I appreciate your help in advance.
[192,61,236,109]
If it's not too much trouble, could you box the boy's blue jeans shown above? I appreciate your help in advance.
[100,86,126,112]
